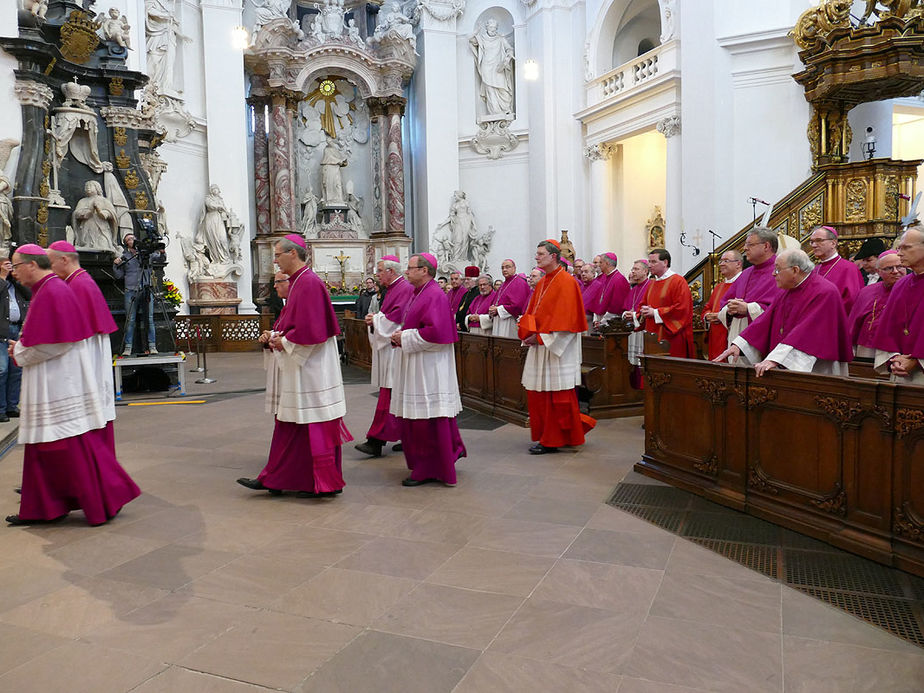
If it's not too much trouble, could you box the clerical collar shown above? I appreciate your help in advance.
[654,269,675,281]
[388,275,403,286]
[818,253,839,264]
[792,272,811,290]
[724,271,742,284]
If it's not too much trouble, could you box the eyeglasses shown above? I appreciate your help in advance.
[718,259,741,264]
[406,265,425,271]
[273,250,293,258]
[879,266,903,272]
[10,262,27,269]
[772,266,795,276]
[273,279,289,284]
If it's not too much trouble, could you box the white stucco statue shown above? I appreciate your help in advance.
[371,0,416,50]
[23,0,48,20]
[98,8,132,49]
[320,137,348,206]
[253,0,291,31]
[196,185,236,265]
[72,180,120,254]
[145,0,179,93]
[345,181,364,235]
[0,172,12,252]
[318,0,346,36]
[435,190,477,265]
[469,19,515,117]
[300,185,318,238]
[346,19,364,47]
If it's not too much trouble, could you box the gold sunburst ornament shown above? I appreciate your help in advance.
[306,79,356,138]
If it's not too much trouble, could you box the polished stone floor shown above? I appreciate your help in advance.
[1,353,923,692]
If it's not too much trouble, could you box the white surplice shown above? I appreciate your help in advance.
[15,338,109,444]
[521,331,582,392]
[389,330,462,420]
[492,306,518,338]
[732,336,848,376]
[369,312,401,389]
[264,335,346,424]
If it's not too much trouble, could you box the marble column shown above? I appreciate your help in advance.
[250,97,271,237]
[12,80,54,246]
[384,97,406,237]
[658,115,683,262]
[368,99,386,235]
[585,142,615,258]
[268,89,295,234]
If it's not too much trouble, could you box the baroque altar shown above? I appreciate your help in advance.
[244,0,416,306]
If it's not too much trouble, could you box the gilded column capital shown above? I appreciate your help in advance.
[656,115,682,138]
[14,80,54,109]
[99,106,154,130]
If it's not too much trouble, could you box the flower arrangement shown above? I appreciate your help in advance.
[162,278,183,307]
[325,281,362,296]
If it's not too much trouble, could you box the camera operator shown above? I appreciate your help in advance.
[113,233,164,356]
[0,250,29,421]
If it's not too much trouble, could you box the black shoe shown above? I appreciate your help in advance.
[0,415,9,423]
[529,443,559,455]
[5,410,18,418]
[6,513,67,526]
[354,440,384,457]
[296,489,342,498]
[236,477,282,495]
[401,477,435,487]
[14,487,21,494]
[392,443,403,452]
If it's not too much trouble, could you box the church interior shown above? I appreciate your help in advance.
[1,0,924,690]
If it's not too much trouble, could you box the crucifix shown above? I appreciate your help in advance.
[334,249,350,290]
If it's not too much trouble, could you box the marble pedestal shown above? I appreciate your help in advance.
[188,280,242,315]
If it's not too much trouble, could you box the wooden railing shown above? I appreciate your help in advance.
[638,355,924,578]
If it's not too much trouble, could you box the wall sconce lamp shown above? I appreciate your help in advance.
[231,25,250,51]
[523,59,539,81]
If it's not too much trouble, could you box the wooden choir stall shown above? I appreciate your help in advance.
[637,355,924,579]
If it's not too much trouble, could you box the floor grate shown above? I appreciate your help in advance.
[607,482,924,649]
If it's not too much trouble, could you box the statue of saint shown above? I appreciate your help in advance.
[435,190,477,264]
[253,0,291,31]
[345,182,364,235]
[320,137,348,206]
[72,180,120,254]
[300,185,318,237]
[145,0,179,93]
[0,172,12,251]
[469,19,515,117]
[196,185,233,265]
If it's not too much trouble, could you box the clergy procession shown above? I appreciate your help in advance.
[5,224,924,523]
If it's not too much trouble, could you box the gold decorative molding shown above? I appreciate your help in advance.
[36,202,48,225]
[133,191,149,210]
[59,10,101,64]
[845,178,867,222]
[113,127,127,146]
[115,149,130,169]
[109,77,124,97]
[123,169,140,190]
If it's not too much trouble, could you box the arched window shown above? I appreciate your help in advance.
[637,38,655,56]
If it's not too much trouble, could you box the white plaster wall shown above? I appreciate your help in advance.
[847,101,894,163]
[614,129,665,267]
[0,3,22,179]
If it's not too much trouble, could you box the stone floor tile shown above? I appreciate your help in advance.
[0,641,166,693]
[425,547,555,597]
[531,559,662,615]
[373,582,524,649]
[649,572,782,634]
[45,530,168,577]
[271,567,416,626]
[783,636,924,692]
[384,508,487,545]
[309,502,419,536]
[617,677,714,693]
[132,666,275,692]
[98,543,240,590]
[665,536,772,580]
[0,576,168,638]
[490,598,644,674]
[334,536,460,580]
[467,518,581,557]
[454,651,622,692]
[177,554,323,609]
[297,630,479,693]
[564,528,675,569]
[255,526,375,566]
[0,622,69,676]
[625,615,782,693]
[181,609,360,690]
[503,496,600,527]
[0,560,73,613]
[80,593,254,663]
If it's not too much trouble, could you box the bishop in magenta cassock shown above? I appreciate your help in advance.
[847,250,905,358]
[238,235,352,498]
[355,255,414,458]
[489,259,530,338]
[702,250,743,360]
[520,240,596,454]
[47,241,119,454]
[638,248,695,358]
[7,245,140,526]
[465,275,496,335]
[446,270,466,320]
[809,225,864,313]
[391,253,466,486]
[591,252,630,328]
[872,226,924,384]
[717,227,782,353]
[715,249,853,377]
